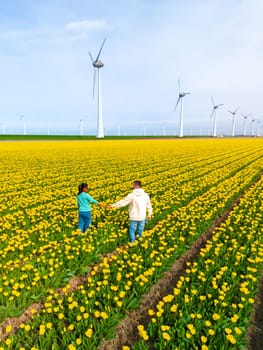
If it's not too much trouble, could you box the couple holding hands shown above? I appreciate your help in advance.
[77,180,152,243]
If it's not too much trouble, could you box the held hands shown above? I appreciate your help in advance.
[98,203,113,209]
[98,203,107,208]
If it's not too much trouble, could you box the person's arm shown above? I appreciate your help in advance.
[111,194,132,209]
[85,193,106,207]
[86,193,99,205]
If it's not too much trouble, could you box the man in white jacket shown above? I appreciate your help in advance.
[110,180,152,242]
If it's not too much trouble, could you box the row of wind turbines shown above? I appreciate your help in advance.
[174,79,260,138]
[209,102,257,137]
[90,38,262,138]
[2,39,261,138]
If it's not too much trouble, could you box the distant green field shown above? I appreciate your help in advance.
[0,134,211,141]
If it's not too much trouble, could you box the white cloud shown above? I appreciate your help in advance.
[65,20,106,32]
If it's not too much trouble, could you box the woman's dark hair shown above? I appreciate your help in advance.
[78,183,88,195]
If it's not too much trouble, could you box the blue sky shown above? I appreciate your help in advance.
[0,0,263,135]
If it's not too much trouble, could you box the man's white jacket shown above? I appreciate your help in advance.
[112,188,152,221]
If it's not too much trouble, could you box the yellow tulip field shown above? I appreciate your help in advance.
[0,139,262,349]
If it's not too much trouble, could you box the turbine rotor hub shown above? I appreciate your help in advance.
[93,60,104,68]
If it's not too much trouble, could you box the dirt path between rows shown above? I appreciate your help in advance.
[247,275,263,350]
[0,248,127,341]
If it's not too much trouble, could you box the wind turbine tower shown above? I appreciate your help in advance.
[228,106,240,137]
[162,124,166,136]
[251,118,257,136]
[79,119,84,136]
[89,38,106,139]
[20,115,26,135]
[241,113,252,136]
[256,120,261,136]
[141,122,146,136]
[209,97,223,137]
[174,79,190,137]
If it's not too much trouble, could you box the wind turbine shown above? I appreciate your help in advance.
[20,115,26,135]
[79,119,84,136]
[174,79,190,137]
[255,120,261,136]
[89,38,106,139]
[228,106,240,137]
[209,97,223,137]
[141,122,146,136]
[251,118,257,136]
[260,120,263,137]
[162,124,166,136]
[241,113,252,136]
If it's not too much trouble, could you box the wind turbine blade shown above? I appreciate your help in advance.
[211,96,215,106]
[218,104,224,107]
[92,68,96,98]
[234,106,240,113]
[174,97,181,112]
[177,78,181,93]
[88,52,94,63]
[95,37,106,61]
[228,110,233,114]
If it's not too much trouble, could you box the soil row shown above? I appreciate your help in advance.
[0,248,125,341]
